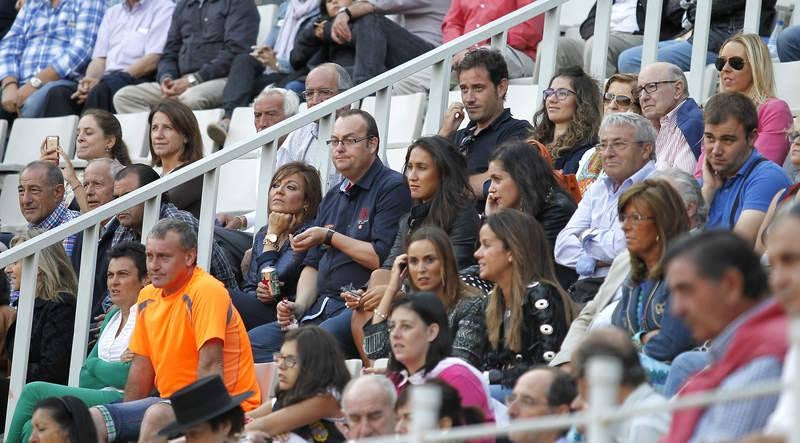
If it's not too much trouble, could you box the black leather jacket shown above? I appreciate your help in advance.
[483,282,570,387]
[538,187,578,290]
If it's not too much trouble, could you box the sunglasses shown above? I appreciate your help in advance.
[715,56,746,71]
[603,92,636,107]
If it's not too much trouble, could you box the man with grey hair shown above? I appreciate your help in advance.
[277,63,352,188]
[341,375,397,439]
[18,161,80,256]
[555,112,656,303]
[207,85,300,147]
[637,62,703,173]
[552,167,705,367]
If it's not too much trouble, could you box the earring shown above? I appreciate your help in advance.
[656,234,661,242]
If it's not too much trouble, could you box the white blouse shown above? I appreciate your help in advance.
[97,305,137,362]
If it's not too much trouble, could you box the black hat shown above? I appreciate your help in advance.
[158,375,254,436]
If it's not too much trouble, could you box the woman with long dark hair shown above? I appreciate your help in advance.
[245,326,350,442]
[530,66,602,174]
[29,396,98,443]
[485,140,577,288]
[474,209,574,399]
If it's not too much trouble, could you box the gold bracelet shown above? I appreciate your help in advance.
[374,310,387,322]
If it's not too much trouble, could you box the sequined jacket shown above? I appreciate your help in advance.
[484,281,569,387]
[363,294,487,368]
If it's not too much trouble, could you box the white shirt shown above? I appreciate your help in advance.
[276,122,341,189]
[610,0,639,33]
[97,305,137,362]
[765,343,797,436]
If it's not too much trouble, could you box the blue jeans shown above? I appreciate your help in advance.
[617,40,717,73]
[778,25,800,62]
[663,350,711,397]
[94,397,163,443]
[248,296,358,363]
[19,79,77,118]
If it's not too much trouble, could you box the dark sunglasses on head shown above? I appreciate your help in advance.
[715,56,746,71]
[603,92,635,107]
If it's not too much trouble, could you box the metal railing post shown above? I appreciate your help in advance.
[586,355,621,443]
[744,0,763,34]
[197,169,220,269]
[5,252,40,434]
[490,31,509,59]
[317,113,335,190]
[68,224,100,386]
[141,194,162,244]
[422,58,453,136]
[255,139,279,229]
[789,316,800,443]
[641,0,663,66]
[589,0,613,80]
[537,4,561,96]
[410,383,442,443]
[688,0,712,100]
[374,86,393,162]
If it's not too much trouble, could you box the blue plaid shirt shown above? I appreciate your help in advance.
[0,0,104,84]
[30,202,80,256]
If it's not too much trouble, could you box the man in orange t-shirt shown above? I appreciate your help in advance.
[90,219,260,443]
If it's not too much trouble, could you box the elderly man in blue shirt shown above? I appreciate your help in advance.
[700,91,791,248]
[248,109,412,362]
[0,0,103,118]
[555,112,656,304]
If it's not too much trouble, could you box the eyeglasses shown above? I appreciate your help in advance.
[325,136,370,147]
[603,92,636,107]
[301,88,338,100]
[272,352,299,368]
[594,140,644,153]
[618,213,656,223]
[457,134,476,156]
[542,87,576,102]
[505,393,543,408]
[636,80,678,96]
[715,56,746,71]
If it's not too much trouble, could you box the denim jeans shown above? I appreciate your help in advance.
[94,396,164,443]
[617,40,717,73]
[778,25,800,62]
[248,296,358,363]
[19,79,77,118]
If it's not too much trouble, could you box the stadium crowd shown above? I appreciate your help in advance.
[2,0,800,442]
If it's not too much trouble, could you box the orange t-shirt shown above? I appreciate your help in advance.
[128,267,261,411]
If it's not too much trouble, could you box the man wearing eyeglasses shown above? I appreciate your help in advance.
[701,91,790,247]
[507,367,575,443]
[276,63,352,188]
[555,112,656,304]
[247,108,411,363]
[439,49,532,198]
[637,62,703,174]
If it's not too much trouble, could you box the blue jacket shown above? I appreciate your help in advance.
[676,98,704,159]
[612,277,694,362]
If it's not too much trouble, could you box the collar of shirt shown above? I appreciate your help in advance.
[339,158,385,194]
[601,160,656,194]
[726,149,761,181]
[463,108,513,135]
[659,98,687,127]
[708,298,774,363]
[122,0,147,12]
[30,202,78,231]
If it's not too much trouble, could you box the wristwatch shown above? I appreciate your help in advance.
[29,77,42,89]
[263,232,279,248]
[337,6,352,19]
[186,73,199,87]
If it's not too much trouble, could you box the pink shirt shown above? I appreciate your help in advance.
[695,98,793,177]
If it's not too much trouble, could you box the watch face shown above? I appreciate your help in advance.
[30,77,41,88]
[266,233,278,243]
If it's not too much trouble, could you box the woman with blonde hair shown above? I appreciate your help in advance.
[474,209,574,400]
[705,33,793,166]
[4,229,77,385]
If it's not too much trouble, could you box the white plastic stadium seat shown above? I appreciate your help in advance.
[360,92,427,148]
[257,4,279,46]
[0,115,78,172]
[774,61,800,115]
[115,112,151,159]
[506,84,540,123]
[216,157,260,214]
[0,174,26,229]
[226,107,256,147]
[345,359,363,378]
[254,362,278,402]
[192,108,225,156]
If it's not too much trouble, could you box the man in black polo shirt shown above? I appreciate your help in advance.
[248,109,411,361]
[439,48,533,198]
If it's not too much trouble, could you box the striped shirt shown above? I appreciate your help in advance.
[654,100,698,174]
[0,0,104,84]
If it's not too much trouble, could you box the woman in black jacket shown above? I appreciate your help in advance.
[474,209,575,400]
[485,140,578,289]
[5,229,77,384]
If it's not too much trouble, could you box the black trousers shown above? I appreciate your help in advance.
[41,71,149,116]
[221,53,286,119]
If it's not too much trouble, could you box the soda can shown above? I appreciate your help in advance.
[261,266,280,298]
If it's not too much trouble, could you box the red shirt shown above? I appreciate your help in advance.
[442,0,544,61]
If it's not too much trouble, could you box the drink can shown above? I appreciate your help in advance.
[261,266,280,298]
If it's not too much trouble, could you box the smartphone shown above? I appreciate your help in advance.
[398,262,407,273]
[44,136,59,162]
